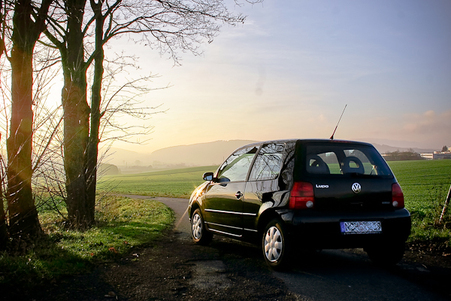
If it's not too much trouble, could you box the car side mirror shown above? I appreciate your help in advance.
[203,172,214,182]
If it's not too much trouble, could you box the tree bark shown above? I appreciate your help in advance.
[0,163,7,249]
[6,0,49,239]
[61,0,92,229]
[0,0,5,249]
[86,0,105,221]
[7,45,39,237]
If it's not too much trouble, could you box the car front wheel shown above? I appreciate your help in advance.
[262,219,289,269]
[191,208,212,245]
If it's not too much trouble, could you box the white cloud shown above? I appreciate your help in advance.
[403,110,451,135]
[385,109,451,148]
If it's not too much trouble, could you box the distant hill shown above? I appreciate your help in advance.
[100,148,152,167]
[370,143,434,154]
[148,140,257,167]
[101,140,436,170]
[100,140,257,169]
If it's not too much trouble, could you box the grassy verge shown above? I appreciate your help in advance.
[0,195,173,286]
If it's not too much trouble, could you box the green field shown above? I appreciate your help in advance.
[388,160,451,245]
[389,160,451,212]
[97,166,218,198]
[98,160,451,247]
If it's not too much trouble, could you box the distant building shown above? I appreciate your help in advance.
[433,151,451,160]
[421,151,451,160]
[420,152,434,160]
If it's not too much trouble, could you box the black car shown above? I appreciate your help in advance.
[188,139,411,269]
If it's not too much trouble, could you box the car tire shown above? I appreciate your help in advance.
[365,241,405,266]
[191,209,212,245]
[262,219,289,270]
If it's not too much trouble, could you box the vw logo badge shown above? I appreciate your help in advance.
[352,183,361,194]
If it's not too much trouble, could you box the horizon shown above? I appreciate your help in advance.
[105,138,441,155]
[100,139,445,169]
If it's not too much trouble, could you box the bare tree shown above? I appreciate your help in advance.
[1,0,62,249]
[44,0,93,229]
[0,0,8,249]
[0,144,6,249]
[4,0,53,241]
[44,0,249,229]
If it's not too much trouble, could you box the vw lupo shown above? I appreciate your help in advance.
[188,139,411,269]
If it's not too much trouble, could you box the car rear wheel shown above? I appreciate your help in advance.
[262,219,289,269]
[191,209,212,245]
[365,241,405,266]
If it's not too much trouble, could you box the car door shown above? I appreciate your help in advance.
[203,146,258,237]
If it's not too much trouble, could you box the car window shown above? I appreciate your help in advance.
[249,143,284,181]
[217,146,258,182]
[306,144,392,176]
[309,152,340,174]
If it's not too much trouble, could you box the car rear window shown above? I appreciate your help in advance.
[305,144,392,176]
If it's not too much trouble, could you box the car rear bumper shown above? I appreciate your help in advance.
[279,208,411,249]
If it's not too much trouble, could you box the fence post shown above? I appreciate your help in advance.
[439,184,451,224]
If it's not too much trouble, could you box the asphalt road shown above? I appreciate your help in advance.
[134,196,449,301]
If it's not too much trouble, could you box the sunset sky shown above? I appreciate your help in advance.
[110,0,451,153]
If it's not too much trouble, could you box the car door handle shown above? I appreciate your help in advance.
[235,191,243,199]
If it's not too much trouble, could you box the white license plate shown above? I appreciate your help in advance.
[340,221,382,235]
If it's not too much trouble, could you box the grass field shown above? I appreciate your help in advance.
[389,160,451,210]
[98,160,451,248]
[388,160,451,245]
[97,165,218,198]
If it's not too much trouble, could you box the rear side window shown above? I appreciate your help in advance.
[306,144,392,176]
[249,143,284,181]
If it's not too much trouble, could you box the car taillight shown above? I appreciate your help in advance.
[289,182,314,209]
[392,183,404,208]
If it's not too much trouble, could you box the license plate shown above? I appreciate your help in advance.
[340,221,382,235]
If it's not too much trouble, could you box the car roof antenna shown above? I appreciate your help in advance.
[330,104,347,140]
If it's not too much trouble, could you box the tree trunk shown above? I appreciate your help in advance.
[62,76,91,229]
[0,2,8,249]
[61,0,92,229]
[0,166,7,249]
[6,0,43,239]
[86,1,104,220]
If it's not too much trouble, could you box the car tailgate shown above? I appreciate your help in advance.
[311,177,395,212]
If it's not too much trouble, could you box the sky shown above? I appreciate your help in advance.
[109,0,451,153]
